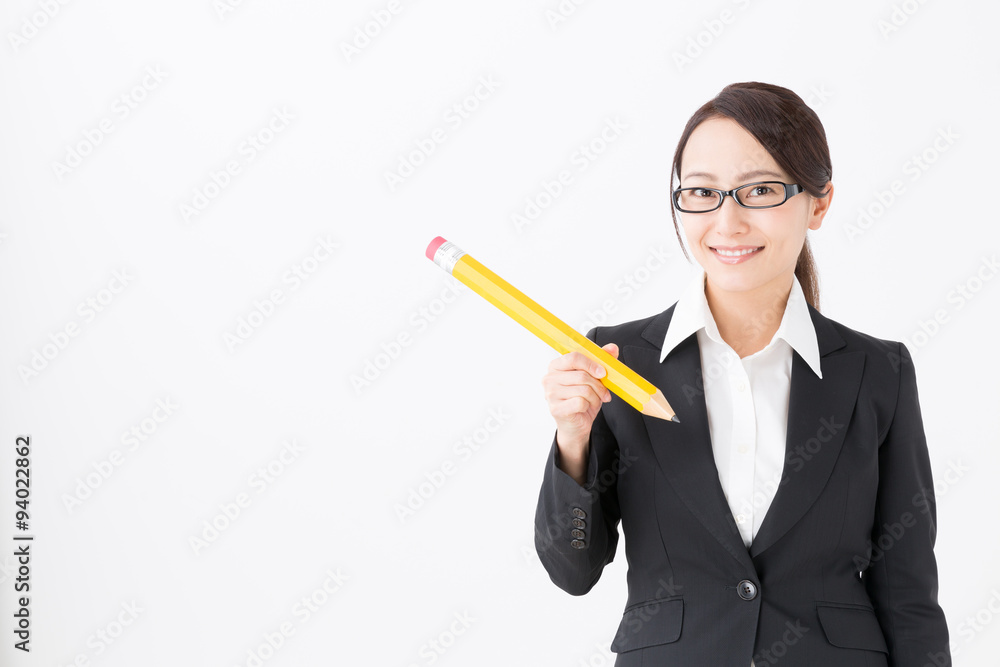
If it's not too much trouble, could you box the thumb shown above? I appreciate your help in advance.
[603,342,619,359]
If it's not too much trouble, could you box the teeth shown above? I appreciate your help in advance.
[715,247,760,257]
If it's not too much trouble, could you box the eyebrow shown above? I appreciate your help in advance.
[681,169,783,182]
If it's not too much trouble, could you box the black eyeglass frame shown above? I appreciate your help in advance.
[671,181,806,213]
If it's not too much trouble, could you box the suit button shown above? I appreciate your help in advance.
[571,507,586,519]
[571,529,585,539]
[571,539,585,549]
[737,580,758,600]
[571,518,586,529]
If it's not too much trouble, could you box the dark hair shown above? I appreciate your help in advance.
[669,82,832,312]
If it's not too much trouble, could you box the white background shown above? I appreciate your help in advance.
[1,0,998,665]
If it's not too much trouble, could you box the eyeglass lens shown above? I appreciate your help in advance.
[676,182,787,211]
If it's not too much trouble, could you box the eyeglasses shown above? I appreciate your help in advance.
[672,181,805,213]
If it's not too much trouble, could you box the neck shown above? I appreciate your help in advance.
[704,271,795,357]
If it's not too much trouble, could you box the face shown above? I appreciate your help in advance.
[676,116,832,300]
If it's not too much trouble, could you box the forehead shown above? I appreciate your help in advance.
[681,117,787,183]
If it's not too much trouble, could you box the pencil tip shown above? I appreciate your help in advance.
[671,415,680,423]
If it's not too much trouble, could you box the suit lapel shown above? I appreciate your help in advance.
[628,301,864,565]
[748,316,863,558]
[631,333,755,569]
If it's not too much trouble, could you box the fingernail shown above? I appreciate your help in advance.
[595,366,605,378]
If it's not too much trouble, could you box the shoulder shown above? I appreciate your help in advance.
[811,307,916,419]
[811,306,910,365]
[815,307,901,356]
[584,304,676,349]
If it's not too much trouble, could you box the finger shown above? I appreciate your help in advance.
[549,387,604,417]
[555,369,610,401]
[542,374,611,406]
[550,350,608,379]
[547,373,611,406]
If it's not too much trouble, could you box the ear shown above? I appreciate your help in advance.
[808,182,834,231]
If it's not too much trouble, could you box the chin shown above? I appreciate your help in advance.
[703,269,766,291]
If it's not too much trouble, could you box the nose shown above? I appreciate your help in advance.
[714,193,749,233]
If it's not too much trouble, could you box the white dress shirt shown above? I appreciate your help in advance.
[659,268,823,666]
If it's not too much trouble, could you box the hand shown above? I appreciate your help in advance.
[541,343,619,472]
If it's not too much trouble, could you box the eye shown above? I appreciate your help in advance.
[746,185,774,197]
[692,188,714,197]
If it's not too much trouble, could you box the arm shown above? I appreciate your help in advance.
[533,327,622,596]
[864,342,952,665]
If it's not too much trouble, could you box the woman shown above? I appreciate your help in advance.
[534,82,951,666]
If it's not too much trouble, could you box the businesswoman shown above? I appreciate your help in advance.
[534,82,951,666]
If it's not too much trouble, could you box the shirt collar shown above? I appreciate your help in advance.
[659,268,823,379]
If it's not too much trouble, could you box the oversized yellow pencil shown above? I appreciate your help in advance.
[425,237,678,422]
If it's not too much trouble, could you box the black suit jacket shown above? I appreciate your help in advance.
[534,301,951,666]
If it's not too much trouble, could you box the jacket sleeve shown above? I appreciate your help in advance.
[864,342,952,666]
[533,326,622,596]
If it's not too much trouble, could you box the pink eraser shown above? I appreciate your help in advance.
[425,236,447,261]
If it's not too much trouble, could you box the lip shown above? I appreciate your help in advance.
[709,245,764,264]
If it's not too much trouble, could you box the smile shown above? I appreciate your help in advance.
[709,246,764,264]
